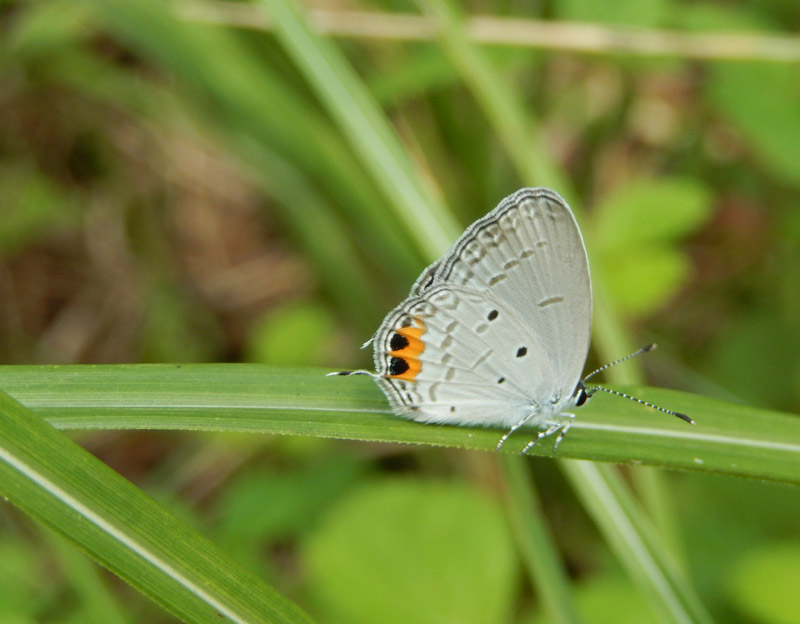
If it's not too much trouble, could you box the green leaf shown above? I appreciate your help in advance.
[0,387,314,624]
[706,309,800,410]
[725,541,800,624]
[0,540,40,619]
[1,364,799,485]
[303,479,517,624]
[503,456,582,624]
[218,458,365,543]
[0,166,79,255]
[416,0,571,196]
[142,281,223,363]
[43,530,128,624]
[593,179,712,247]
[247,301,339,366]
[571,575,659,624]
[82,0,425,307]
[592,178,713,316]
[599,247,689,316]
[711,60,800,186]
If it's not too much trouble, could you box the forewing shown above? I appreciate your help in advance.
[412,187,591,399]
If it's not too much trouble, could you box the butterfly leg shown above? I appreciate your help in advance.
[551,412,575,451]
[519,412,576,455]
[495,412,537,451]
[496,408,571,453]
[519,422,562,455]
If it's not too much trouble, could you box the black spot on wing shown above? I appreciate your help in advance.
[390,333,409,351]
[389,357,409,376]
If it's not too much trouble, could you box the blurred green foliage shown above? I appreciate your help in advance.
[303,479,517,624]
[2,0,800,622]
[726,541,800,624]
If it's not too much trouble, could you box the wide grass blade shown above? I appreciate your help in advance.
[1,364,798,484]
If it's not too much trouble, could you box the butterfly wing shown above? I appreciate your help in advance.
[373,283,561,428]
[410,187,591,404]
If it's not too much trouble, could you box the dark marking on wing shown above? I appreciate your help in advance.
[390,333,409,351]
[537,296,564,307]
[389,357,409,375]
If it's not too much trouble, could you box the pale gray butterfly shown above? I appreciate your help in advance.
[332,188,692,453]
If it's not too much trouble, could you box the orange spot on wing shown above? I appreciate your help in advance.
[391,325,425,358]
[388,320,426,381]
[391,357,422,381]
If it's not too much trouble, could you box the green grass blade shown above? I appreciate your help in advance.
[262,0,461,258]
[1,364,798,484]
[502,455,583,624]
[412,0,642,410]
[632,466,691,572]
[562,461,714,624]
[324,8,707,619]
[82,0,425,290]
[0,387,315,624]
[417,0,571,196]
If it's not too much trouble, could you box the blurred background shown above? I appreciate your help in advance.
[2,0,800,622]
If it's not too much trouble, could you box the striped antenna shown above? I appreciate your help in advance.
[583,344,694,425]
[582,343,657,381]
[584,385,694,425]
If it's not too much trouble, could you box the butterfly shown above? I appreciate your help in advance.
[332,188,692,453]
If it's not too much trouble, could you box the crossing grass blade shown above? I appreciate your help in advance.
[0,386,315,624]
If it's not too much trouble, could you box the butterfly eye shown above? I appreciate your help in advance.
[574,381,589,407]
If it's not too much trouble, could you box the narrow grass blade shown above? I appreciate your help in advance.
[416,0,571,197]
[411,0,642,418]
[502,455,583,624]
[0,388,315,624]
[562,461,714,624]
[262,0,461,258]
[82,0,425,292]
